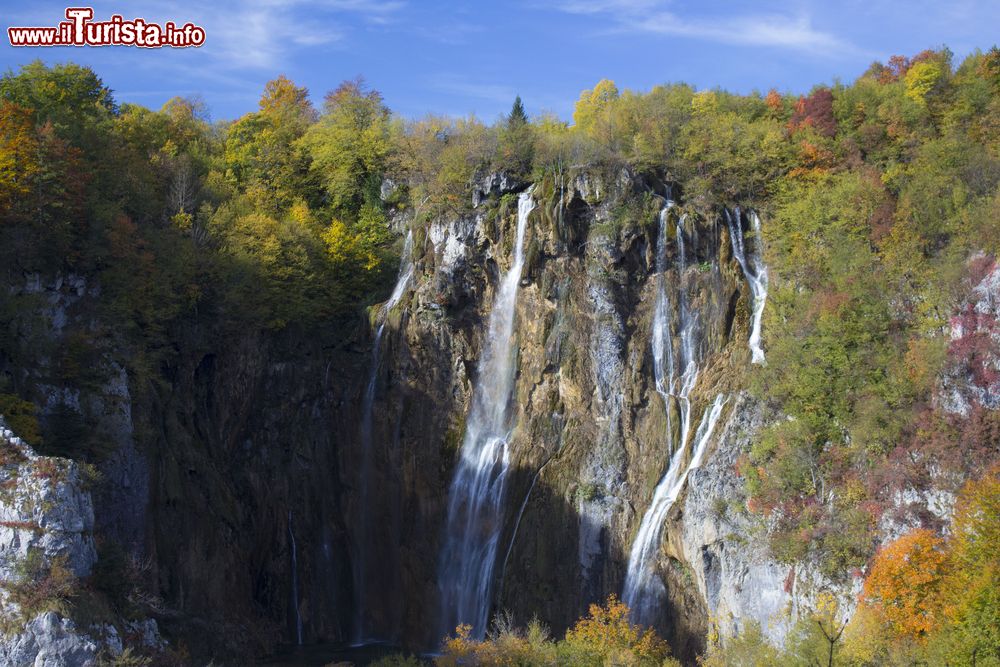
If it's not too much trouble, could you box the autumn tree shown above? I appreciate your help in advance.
[937,467,1000,662]
[573,79,621,148]
[790,88,837,137]
[562,594,672,665]
[0,101,40,212]
[224,75,319,213]
[861,529,948,641]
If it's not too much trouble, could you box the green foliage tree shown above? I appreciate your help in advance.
[224,75,319,214]
[300,77,391,213]
[498,95,534,177]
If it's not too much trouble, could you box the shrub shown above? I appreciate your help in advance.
[438,596,676,666]
[0,551,79,632]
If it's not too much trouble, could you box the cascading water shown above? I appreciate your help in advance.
[353,230,414,644]
[288,510,303,646]
[437,191,535,640]
[675,212,699,452]
[622,394,726,626]
[649,202,699,453]
[725,209,769,364]
[622,202,706,625]
[650,202,676,454]
[687,395,727,473]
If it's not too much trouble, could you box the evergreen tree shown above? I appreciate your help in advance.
[508,95,528,127]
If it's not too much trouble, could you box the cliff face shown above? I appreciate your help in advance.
[356,169,769,655]
[0,416,162,666]
[2,274,360,658]
[0,167,809,660]
[6,166,973,662]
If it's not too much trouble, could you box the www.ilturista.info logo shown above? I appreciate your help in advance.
[8,7,205,48]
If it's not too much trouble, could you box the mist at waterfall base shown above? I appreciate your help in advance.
[436,191,536,640]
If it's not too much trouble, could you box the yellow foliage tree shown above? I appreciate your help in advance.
[938,466,1000,660]
[691,90,719,115]
[0,101,40,213]
[904,61,944,104]
[573,79,620,146]
[563,594,672,665]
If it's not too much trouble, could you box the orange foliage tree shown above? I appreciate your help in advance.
[861,528,947,641]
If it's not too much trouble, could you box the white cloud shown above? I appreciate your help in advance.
[550,0,853,55]
[628,11,848,53]
[73,0,407,70]
[554,0,666,14]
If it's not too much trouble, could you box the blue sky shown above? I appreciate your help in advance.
[1,0,997,122]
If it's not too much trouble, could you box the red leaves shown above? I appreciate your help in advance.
[949,302,1000,389]
[789,88,837,138]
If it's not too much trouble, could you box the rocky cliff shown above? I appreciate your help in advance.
[0,416,167,665]
[3,165,986,664]
[354,168,783,657]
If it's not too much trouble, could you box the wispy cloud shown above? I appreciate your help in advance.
[20,0,406,70]
[628,12,848,53]
[555,0,665,14]
[429,74,519,106]
[550,0,854,55]
[203,0,405,69]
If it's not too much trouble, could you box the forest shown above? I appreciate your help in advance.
[0,45,998,666]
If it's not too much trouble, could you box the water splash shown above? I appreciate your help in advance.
[622,394,726,626]
[354,230,414,644]
[725,209,769,364]
[437,191,535,639]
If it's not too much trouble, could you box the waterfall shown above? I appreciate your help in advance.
[650,202,699,455]
[650,203,676,454]
[622,394,726,626]
[688,395,726,471]
[725,209,769,364]
[354,230,414,645]
[675,212,699,452]
[289,510,303,646]
[437,190,535,640]
[622,200,712,625]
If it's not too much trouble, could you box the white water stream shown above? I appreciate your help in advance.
[437,191,535,639]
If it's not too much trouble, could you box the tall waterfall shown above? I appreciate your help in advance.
[725,209,769,364]
[354,230,414,644]
[623,201,716,625]
[437,191,535,640]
